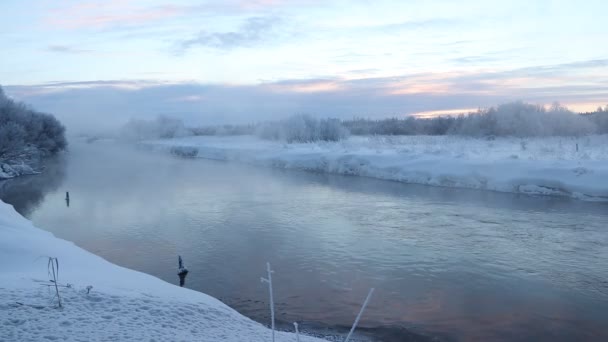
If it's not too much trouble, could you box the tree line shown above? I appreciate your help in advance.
[344,102,607,137]
[125,101,608,144]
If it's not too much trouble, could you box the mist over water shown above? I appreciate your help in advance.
[1,139,607,341]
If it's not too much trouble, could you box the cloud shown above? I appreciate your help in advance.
[264,78,343,93]
[447,59,608,87]
[5,59,607,133]
[46,45,93,54]
[517,59,608,76]
[380,18,460,31]
[233,0,322,10]
[178,16,281,51]
[450,55,502,64]
[45,1,184,30]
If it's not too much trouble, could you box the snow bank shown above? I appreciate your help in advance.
[144,135,608,201]
[0,201,327,342]
[0,161,38,179]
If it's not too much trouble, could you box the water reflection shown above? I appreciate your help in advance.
[0,154,67,216]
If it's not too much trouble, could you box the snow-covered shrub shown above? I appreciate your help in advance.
[120,116,191,141]
[256,114,349,143]
[319,118,349,141]
[284,114,320,142]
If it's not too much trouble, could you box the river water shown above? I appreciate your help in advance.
[1,139,607,341]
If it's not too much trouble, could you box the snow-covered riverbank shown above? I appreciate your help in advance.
[0,160,39,179]
[144,135,608,201]
[0,200,327,342]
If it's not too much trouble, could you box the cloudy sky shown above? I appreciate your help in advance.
[2,0,607,131]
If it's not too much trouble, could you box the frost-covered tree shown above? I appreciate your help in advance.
[0,86,67,160]
[588,106,608,134]
[319,118,349,141]
[0,122,26,157]
[256,114,349,143]
[442,101,595,137]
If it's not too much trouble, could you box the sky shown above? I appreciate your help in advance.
[1,0,608,132]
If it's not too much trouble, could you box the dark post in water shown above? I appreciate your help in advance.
[178,255,189,287]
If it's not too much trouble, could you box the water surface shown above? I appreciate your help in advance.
[1,140,607,341]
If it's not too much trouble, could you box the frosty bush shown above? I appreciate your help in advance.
[319,117,350,142]
[0,86,67,160]
[256,114,349,143]
[120,116,191,141]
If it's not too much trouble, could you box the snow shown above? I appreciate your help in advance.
[0,201,328,342]
[144,135,608,201]
[0,161,38,180]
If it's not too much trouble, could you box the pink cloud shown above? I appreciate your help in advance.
[43,0,321,30]
[236,0,321,10]
[45,1,184,30]
[265,80,343,93]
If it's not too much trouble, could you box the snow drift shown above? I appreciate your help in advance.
[144,135,608,201]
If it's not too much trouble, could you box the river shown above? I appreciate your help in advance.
[1,139,607,341]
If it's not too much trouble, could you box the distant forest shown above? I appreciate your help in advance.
[184,101,608,142]
[344,102,608,137]
[121,101,608,143]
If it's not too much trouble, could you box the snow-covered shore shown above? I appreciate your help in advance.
[144,135,608,201]
[0,161,39,179]
[0,200,327,342]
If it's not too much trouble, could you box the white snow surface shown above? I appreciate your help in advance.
[144,135,608,201]
[0,201,328,342]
